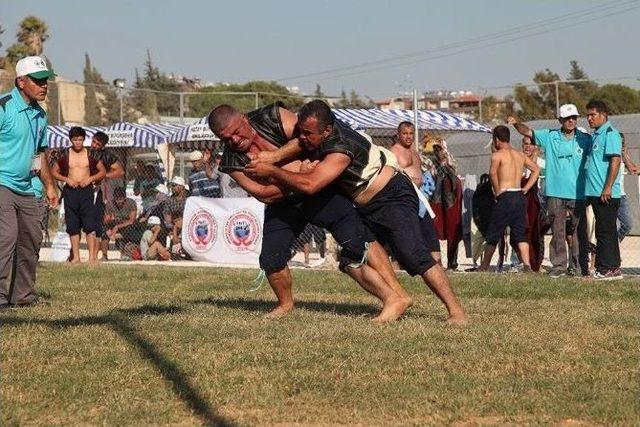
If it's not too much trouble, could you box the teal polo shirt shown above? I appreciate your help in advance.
[31,175,43,199]
[0,87,48,195]
[533,128,591,200]
[585,121,622,198]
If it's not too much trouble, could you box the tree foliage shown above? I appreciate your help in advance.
[187,80,303,117]
[592,84,640,115]
[83,53,120,124]
[16,16,49,56]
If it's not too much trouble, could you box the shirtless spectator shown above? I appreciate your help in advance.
[51,127,106,264]
[478,125,539,272]
[103,187,137,252]
[390,121,423,186]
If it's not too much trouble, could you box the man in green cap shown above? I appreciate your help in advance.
[0,56,58,308]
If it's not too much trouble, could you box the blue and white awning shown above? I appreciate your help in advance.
[333,109,491,132]
[102,122,174,148]
[47,125,105,149]
[168,116,217,143]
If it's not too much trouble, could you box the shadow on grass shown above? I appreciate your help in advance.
[195,296,380,317]
[2,305,234,427]
[2,295,383,425]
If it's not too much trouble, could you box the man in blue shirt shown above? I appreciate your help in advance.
[508,104,591,278]
[584,100,623,280]
[0,56,59,308]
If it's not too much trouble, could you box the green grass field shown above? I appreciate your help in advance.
[2,264,638,426]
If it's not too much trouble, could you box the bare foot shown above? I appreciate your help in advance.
[372,296,411,324]
[69,259,81,265]
[445,313,468,326]
[264,304,294,319]
[88,259,99,267]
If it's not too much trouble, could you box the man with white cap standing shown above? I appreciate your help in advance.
[0,56,59,308]
[508,103,591,278]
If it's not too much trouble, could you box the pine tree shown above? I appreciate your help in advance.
[83,54,102,125]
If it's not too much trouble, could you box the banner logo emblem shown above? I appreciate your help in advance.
[187,209,217,252]
[224,209,261,253]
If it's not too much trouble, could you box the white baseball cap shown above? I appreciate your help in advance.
[147,216,161,225]
[189,150,204,161]
[558,104,579,119]
[15,56,56,79]
[171,176,187,188]
[155,183,169,195]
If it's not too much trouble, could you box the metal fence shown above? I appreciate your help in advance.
[22,78,640,273]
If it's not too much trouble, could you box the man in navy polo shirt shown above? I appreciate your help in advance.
[0,56,59,308]
[584,100,623,280]
[508,104,591,278]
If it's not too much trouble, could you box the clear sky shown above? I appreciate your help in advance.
[3,0,640,99]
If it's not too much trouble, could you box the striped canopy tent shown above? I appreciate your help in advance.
[102,122,180,148]
[47,125,105,149]
[333,109,491,133]
[168,116,219,149]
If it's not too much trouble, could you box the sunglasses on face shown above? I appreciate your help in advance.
[28,76,49,86]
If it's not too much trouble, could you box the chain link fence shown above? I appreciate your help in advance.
[10,77,640,272]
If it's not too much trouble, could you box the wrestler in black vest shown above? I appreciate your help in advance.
[219,102,289,174]
[307,120,387,199]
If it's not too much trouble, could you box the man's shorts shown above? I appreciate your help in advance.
[484,191,527,246]
[63,186,98,235]
[420,211,441,253]
[259,188,374,273]
[356,173,437,276]
[94,189,106,238]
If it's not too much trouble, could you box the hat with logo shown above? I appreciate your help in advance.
[15,56,56,79]
[147,216,161,226]
[558,104,579,119]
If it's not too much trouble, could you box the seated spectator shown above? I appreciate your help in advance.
[169,215,189,260]
[104,187,137,255]
[140,216,171,261]
[134,163,164,211]
[139,183,170,223]
[163,176,188,232]
[188,149,221,197]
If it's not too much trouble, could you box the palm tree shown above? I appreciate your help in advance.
[17,16,49,56]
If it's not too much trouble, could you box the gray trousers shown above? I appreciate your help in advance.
[546,197,585,270]
[0,186,43,304]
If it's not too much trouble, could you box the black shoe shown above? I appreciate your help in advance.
[0,302,11,310]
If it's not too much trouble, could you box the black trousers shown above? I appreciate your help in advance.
[587,196,621,271]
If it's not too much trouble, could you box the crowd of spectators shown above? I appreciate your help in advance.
[47,141,247,262]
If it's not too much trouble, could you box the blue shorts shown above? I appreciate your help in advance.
[357,173,436,276]
[484,191,527,246]
[259,189,374,272]
[63,186,99,235]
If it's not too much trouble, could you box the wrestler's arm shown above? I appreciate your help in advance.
[522,154,540,194]
[229,171,286,204]
[254,107,303,164]
[247,153,351,195]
